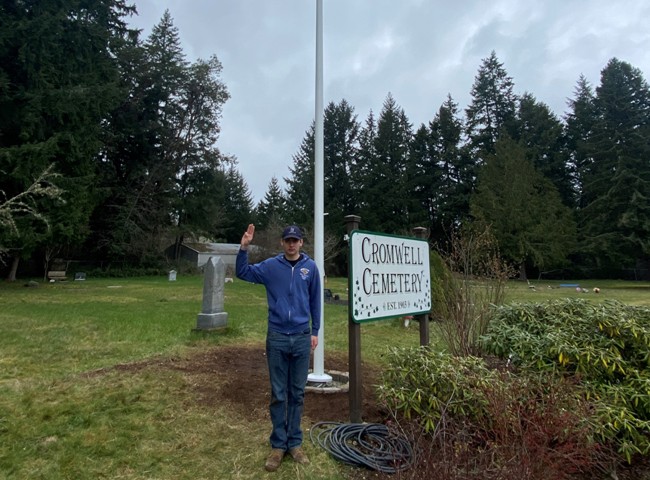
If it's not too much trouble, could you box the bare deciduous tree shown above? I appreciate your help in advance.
[433,226,514,356]
[0,165,63,271]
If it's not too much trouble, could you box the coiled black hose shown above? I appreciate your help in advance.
[309,421,414,473]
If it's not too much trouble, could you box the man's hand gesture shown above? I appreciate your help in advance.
[240,224,255,249]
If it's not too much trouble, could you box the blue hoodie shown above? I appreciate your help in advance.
[236,249,321,336]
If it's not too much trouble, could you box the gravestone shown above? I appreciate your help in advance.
[195,256,228,330]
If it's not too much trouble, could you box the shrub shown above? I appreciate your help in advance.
[482,299,650,462]
[377,348,496,432]
[377,347,608,479]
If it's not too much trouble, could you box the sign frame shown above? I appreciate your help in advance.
[349,229,431,324]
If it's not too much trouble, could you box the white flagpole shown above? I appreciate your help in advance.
[308,0,331,383]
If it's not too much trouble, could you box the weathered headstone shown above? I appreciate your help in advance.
[195,256,228,330]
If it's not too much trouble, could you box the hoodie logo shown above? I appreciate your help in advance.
[300,268,310,280]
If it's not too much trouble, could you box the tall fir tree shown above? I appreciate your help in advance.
[357,94,413,233]
[284,123,315,228]
[351,110,377,218]
[219,165,253,243]
[142,8,189,222]
[407,123,437,229]
[465,51,518,162]
[428,94,465,238]
[323,99,360,235]
[285,100,361,231]
[565,75,597,209]
[90,10,189,262]
[580,58,650,270]
[256,176,288,231]
[172,165,226,247]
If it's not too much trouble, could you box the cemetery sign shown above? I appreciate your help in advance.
[349,230,431,323]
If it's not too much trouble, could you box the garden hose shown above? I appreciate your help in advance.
[309,421,414,473]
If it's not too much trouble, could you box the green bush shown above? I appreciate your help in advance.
[377,348,495,432]
[482,298,650,462]
[377,347,605,478]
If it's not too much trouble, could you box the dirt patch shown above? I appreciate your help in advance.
[98,344,386,425]
[182,344,386,425]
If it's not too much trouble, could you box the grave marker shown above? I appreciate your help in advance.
[195,256,228,330]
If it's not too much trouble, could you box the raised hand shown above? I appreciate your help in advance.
[240,223,255,249]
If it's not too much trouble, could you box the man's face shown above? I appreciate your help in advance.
[281,237,303,259]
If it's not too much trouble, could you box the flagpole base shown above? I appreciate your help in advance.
[307,372,333,383]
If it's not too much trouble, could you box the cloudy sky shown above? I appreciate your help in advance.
[128,0,650,204]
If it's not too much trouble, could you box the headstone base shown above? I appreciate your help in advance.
[195,312,228,330]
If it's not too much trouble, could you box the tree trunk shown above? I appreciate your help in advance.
[174,233,184,261]
[7,255,19,281]
[518,261,527,281]
[43,245,59,282]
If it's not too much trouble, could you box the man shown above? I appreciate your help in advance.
[236,223,321,472]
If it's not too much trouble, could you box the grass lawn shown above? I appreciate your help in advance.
[1,274,648,479]
[503,278,650,306]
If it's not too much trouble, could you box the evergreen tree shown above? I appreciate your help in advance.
[90,32,161,262]
[470,136,576,279]
[256,177,288,231]
[323,100,360,235]
[92,10,229,263]
[0,0,136,276]
[351,110,377,219]
[285,100,361,230]
[515,92,574,206]
[357,94,413,233]
[407,123,437,229]
[565,75,597,209]
[428,95,465,238]
[172,54,230,243]
[219,165,253,243]
[465,51,518,161]
[580,59,650,269]
[174,165,226,244]
[90,10,188,262]
[285,124,315,227]
[135,8,190,233]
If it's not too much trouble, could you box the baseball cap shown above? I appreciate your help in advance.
[282,225,303,240]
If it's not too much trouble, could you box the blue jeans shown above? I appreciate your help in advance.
[266,329,311,451]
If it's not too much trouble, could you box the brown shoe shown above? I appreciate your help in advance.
[288,446,310,465]
[265,448,285,472]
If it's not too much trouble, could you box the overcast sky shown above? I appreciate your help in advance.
[128,0,650,204]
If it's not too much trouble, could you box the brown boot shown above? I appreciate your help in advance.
[264,448,285,472]
[288,446,310,465]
